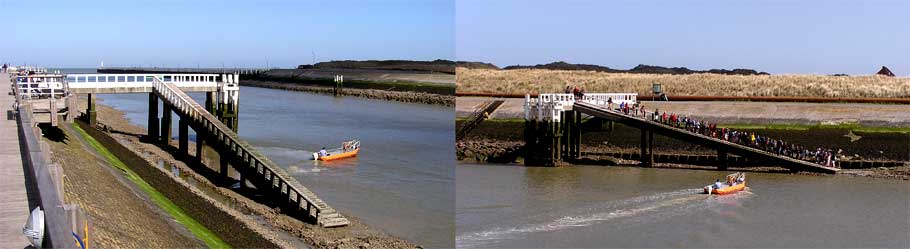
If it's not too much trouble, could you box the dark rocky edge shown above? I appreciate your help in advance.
[299,59,455,74]
[455,61,501,70]
[242,80,453,106]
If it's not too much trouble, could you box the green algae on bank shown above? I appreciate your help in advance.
[72,124,231,249]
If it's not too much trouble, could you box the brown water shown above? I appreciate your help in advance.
[98,85,454,248]
[456,163,910,248]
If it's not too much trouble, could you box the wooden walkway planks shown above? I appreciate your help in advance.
[0,72,30,247]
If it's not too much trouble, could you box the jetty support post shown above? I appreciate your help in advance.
[86,93,97,126]
[561,111,569,160]
[65,94,76,123]
[640,128,654,167]
[231,94,239,132]
[523,118,538,166]
[219,147,230,182]
[148,93,159,142]
[550,116,559,165]
[178,117,188,158]
[718,149,729,171]
[161,103,172,146]
[205,91,215,114]
[238,152,248,191]
[573,110,581,158]
[195,128,205,164]
[648,130,654,167]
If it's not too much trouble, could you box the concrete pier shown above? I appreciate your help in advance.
[0,73,29,247]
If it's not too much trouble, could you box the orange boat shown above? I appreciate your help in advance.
[313,140,360,161]
[703,172,746,195]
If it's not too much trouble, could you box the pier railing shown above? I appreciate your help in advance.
[151,76,349,227]
[13,75,67,100]
[525,93,638,121]
[67,73,221,90]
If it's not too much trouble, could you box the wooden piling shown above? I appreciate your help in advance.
[161,104,172,145]
[148,93,159,141]
[178,118,188,158]
[87,93,97,126]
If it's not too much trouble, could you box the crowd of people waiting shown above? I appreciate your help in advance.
[605,98,841,169]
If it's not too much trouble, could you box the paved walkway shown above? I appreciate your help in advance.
[457,97,910,127]
[0,72,29,247]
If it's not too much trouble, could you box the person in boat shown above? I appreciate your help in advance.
[319,147,328,157]
[714,179,723,189]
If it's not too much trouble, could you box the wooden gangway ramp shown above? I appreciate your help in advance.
[573,101,839,173]
[456,100,504,140]
[152,78,349,227]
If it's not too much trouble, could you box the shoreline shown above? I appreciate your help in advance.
[81,99,418,248]
[242,79,454,106]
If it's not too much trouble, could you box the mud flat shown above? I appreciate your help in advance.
[75,99,418,248]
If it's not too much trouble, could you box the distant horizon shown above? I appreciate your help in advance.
[457,0,910,76]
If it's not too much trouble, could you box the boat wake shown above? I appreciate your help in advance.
[457,188,752,248]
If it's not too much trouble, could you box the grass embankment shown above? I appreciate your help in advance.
[457,67,910,98]
[72,124,230,249]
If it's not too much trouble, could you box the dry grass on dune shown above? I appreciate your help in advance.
[456,67,910,98]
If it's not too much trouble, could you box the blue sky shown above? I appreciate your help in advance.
[457,0,910,75]
[0,0,454,68]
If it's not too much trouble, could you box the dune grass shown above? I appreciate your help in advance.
[457,67,910,98]
[72,124,230,248]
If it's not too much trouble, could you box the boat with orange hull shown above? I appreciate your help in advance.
[313,140,360,161]
[704,172,746,195]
